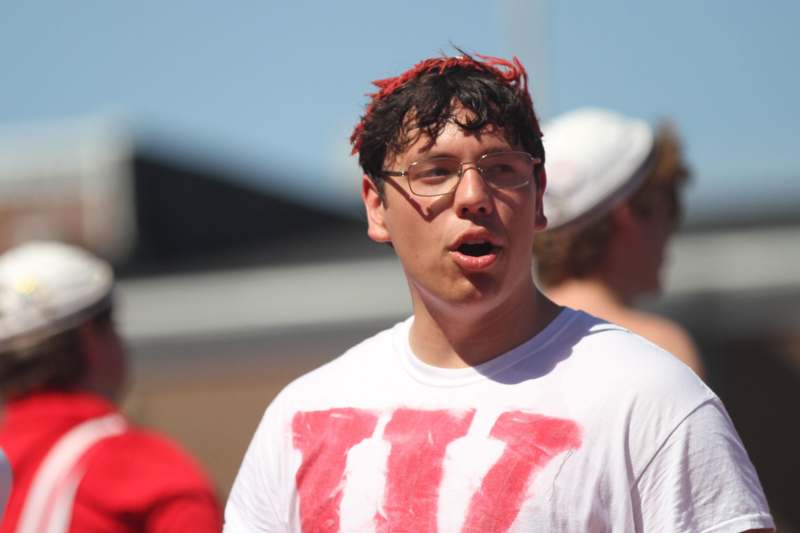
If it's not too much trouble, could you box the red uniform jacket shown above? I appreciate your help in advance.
[0,391,222,532]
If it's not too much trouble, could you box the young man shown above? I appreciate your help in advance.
[0,241,222,532]
[532,108,705,377]
[225,53,773,532]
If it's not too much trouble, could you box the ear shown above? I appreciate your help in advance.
[361,175,391,243]
[534,166,548,230]
[611,202,635,227]
[610,202,642,243]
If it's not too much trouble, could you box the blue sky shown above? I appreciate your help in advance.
[1,1,797,221]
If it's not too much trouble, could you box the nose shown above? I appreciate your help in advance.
[453,165,493,217]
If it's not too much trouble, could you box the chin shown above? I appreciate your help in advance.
[427,279,496,309]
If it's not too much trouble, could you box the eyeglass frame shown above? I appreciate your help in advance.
[380,151,542,197]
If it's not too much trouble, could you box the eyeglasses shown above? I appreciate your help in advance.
[381,151,541,197]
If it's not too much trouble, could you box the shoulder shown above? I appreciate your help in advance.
[553,311,724,477]
[615,309,704,377]
[82,426,218,501]
[556,294,705,378]
[563,306,703,379]
[78,427,222,530]
[560,310,713,419]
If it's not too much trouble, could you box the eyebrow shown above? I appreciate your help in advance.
[413,146,516,161]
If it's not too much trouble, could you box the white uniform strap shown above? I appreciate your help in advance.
[0,448,12,520]
[15,413,127,533]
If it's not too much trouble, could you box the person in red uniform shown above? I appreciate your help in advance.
[0,241,222,532]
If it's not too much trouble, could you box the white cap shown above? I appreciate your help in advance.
[0,241,113,352]
[542,108,655,230]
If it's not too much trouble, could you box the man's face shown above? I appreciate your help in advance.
[362,108,547,315]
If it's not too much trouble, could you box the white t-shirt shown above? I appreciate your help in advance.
[225,308,773,533]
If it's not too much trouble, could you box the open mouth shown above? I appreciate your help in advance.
[451,237,500,271]
[457,241,496,257]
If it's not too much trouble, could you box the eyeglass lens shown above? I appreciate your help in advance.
[408,152,534,196]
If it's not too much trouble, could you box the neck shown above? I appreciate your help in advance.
[407,278,561,368]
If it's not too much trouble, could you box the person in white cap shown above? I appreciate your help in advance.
[0,241,222,532]
[533,107,705,378]
[225,52,772,532]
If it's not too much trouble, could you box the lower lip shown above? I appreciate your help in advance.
[450,250,499,271]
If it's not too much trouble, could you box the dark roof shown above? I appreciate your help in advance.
[123,151,389,276]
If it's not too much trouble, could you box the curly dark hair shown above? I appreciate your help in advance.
[350,52,545,194]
